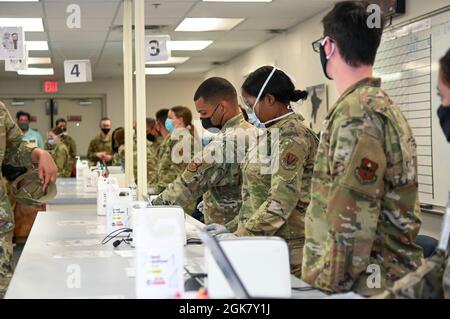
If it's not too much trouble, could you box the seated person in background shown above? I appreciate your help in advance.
[152,77,255,225]
[48,127,71,177]
[302,1,423,297]
[154,106,196,195]
[16,111,44,149]
[229,66,319,278]
[87,117,113,166]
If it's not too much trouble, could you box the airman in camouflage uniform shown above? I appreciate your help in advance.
[152,113,254,225]
[46,134,77,165]
[228,113,318,277]
[154,129,194,194]
[87,132,112,166]
[302,78,423,297]
[0,102,36,298]
[445,259,450,299]
[51,141,71,177]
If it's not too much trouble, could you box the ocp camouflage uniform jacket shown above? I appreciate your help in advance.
[302,78,423,297]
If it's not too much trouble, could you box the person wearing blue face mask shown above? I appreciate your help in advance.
[154,106,196,207]
[234,66,319,278]
[47,127,71,177]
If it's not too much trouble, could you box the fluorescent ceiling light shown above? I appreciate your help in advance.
[176,18,244,32]
[0,1,40,2]
[28,57,51,65]
[26,41,48,51]
[203,0,271,2]
[145,67,175,75]
[18,67,54,75]
[0,18,44,32]
[168,41,212,51]
[146,57,190,65]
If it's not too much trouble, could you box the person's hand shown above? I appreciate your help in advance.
[216,233,237,240]
[102,154,113,162]
[205,223,229,237]
[96,152,106,160]
[31,149,58,191]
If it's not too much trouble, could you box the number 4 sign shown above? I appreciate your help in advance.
[64,59,92,83]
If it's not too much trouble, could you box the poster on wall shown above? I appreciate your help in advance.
[305,84,328,134]
[5,45,28,71]
[0,26,25,60]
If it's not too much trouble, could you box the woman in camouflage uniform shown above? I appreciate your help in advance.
[231,66,319,277]
[48,127,71,178]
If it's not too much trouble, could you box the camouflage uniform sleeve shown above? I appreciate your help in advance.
[55,144,71,177]
[152,140,228,208]
[86,137,98,163]
[225,215,239,233]
[312,116,387,292]
[235,136,309,236]
[1,103,34,167]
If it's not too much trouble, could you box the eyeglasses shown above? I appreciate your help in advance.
[312,36,333,53]
[312,37,323,53]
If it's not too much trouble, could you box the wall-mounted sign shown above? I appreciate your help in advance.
[5,46,28,71]
[43,81,59,93]
[0,26,25,60]
[64,59,92,83]
[144,35,171,62]
[67,115,82,122]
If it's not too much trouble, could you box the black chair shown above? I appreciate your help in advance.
[416,235,439,258]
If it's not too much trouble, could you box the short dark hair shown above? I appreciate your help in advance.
[146,117,156,129]
[16,111,31,121]
[322,1,385,67]
[440,49,450,87]
[194,77,238,104]
[100,117,111,123]
[242,66,308,104]
[55,118,67,126]
[155,109,169,125]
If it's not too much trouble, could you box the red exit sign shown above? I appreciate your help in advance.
[43,81,59,93]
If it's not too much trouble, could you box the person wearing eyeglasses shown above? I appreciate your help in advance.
[302,1,423,297]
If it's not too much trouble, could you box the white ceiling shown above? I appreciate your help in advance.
[0,0,339,80]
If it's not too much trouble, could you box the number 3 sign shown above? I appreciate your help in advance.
[64,59,92,83]
[145,35,170,62]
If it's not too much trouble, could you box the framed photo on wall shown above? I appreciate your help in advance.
[305,84,328,133]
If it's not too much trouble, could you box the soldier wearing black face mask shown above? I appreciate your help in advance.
[87,117,113,166]
[152,77,256,227]
[438,49,450,142]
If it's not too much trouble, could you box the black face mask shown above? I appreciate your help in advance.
[18,121,29,132]
[319,40,333,80]
[101,128,111,136]
[438,105,450,142]
[146,133,155,142]
[201,104,223,130]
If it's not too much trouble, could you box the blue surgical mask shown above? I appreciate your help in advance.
[247,111,266,128]
[165,118,174,133]
[48,138,56,146]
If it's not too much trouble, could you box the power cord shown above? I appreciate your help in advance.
[101,228,132,247]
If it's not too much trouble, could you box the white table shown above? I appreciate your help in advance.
[6,209,326,299]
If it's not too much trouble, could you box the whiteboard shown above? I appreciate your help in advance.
[373,8,450,207]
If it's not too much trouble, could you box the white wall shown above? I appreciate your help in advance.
[207,0,450,128]
[0,77,203,129]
